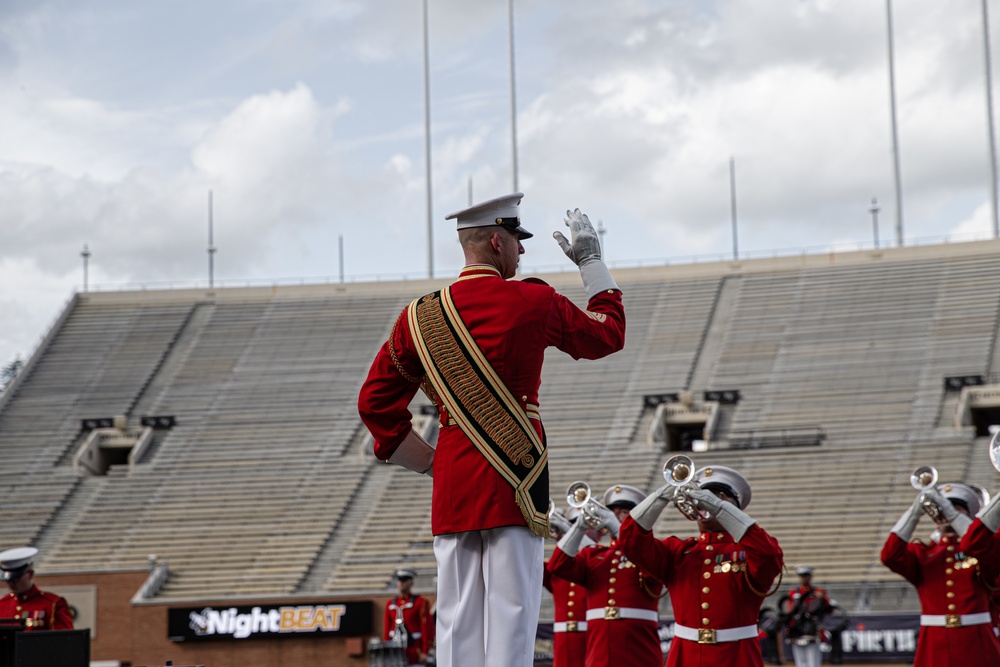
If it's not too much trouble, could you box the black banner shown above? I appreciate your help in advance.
[168,601,372,642]
[536,613,920,664]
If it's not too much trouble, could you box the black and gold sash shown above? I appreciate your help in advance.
[407,288,549,537]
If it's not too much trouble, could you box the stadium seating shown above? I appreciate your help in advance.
[0,241,998,614]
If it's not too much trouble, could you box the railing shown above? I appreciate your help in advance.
[728,425,826,450]
[76,230,1000,294]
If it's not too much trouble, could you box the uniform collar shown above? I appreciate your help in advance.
[698,531,735,544]
[14,584,40,602]
[459,264,502,279]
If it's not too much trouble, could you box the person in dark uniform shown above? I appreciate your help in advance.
[781,565,832,667]
[0,547,74,630]
[383,568,434,666]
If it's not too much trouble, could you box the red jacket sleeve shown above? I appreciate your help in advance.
[52,595,73,630]
[545,289,626,360]
[960,519,1000,582]
[358,309,423,459]
[548,546,590,586]
[618,515,683,583]
[739,523,784,595]
[880,532,922,586]
[421,596,434,654]
[383,598,393,641]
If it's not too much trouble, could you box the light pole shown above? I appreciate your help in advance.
[885,0,904,246]
[870,197,881,248]
[981,0,999,237]
[81,244,91,292]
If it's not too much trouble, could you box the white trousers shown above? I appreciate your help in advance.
[792,641,822,667]
[433,526,544,667]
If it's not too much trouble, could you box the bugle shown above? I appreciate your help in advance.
[910,465,943,521]
[663,454,710,521]
[566,481,609,529]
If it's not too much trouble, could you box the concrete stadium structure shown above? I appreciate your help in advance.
[3,239,999,665]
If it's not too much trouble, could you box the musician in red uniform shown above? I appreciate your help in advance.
[781,565,833,667]
[0,547,74,630]
[959,488,1000,634]
[619,464,784,667]
[545,506,594,667]
[548,484,665,667]
[358,193,626,667]
[383,568,434,666]
[881,480,1000,665]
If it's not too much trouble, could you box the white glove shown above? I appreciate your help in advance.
[548,511,572,540]
[923,488,971,538]
[387,430,435,477]
[630,484,673,531]
[688,488,755,542]
[553,209,619,298]
[556,516,587,557]
[585,503,621,539]
[891,495,924,542]
[978,492,1000,533]
[553,209,602,265]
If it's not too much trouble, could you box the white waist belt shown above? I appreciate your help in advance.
[920,612,991,628]
[553,621,588,632]
[674,623,758,644]
[585,607,658,623]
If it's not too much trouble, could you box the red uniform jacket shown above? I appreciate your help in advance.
[544,565,588,667]
[359,265,626,535]
[0,585,73,630]
[881,531,1000,666]
[618,517,784,667]
[383,593,434,664]
[960,518,1000,632]
[548,539,664,667]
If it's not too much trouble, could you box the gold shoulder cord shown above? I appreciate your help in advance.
[388,315,440,403]
[977,564,1000,592]
[744,564,783,598]
[638,571,668,599]
[388,316,422,384]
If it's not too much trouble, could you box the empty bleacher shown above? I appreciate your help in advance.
[0,239,998,612]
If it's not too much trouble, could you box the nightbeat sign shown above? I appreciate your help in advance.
[168,601,372,642]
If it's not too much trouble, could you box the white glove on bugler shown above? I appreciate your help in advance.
[548,512,572,540]
[923,487,971,538]
[891,495,924,542]
[576,502,622,539]
[688,488,756,542]
[553,209,619,299]
[556,515,588,557]
[630,484,674,532]
[978,492,1000,533]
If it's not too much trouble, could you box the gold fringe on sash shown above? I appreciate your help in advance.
[408,290,550,537]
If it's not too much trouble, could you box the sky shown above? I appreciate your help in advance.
[1,0,999,368]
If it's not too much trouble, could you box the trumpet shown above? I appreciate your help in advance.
[910,465,942,521]
[566,481,609,529]
[663,455,710,521]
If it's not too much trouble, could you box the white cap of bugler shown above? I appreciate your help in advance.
[445,192,533,240]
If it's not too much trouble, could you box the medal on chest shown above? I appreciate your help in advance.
[712,550,747,574]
